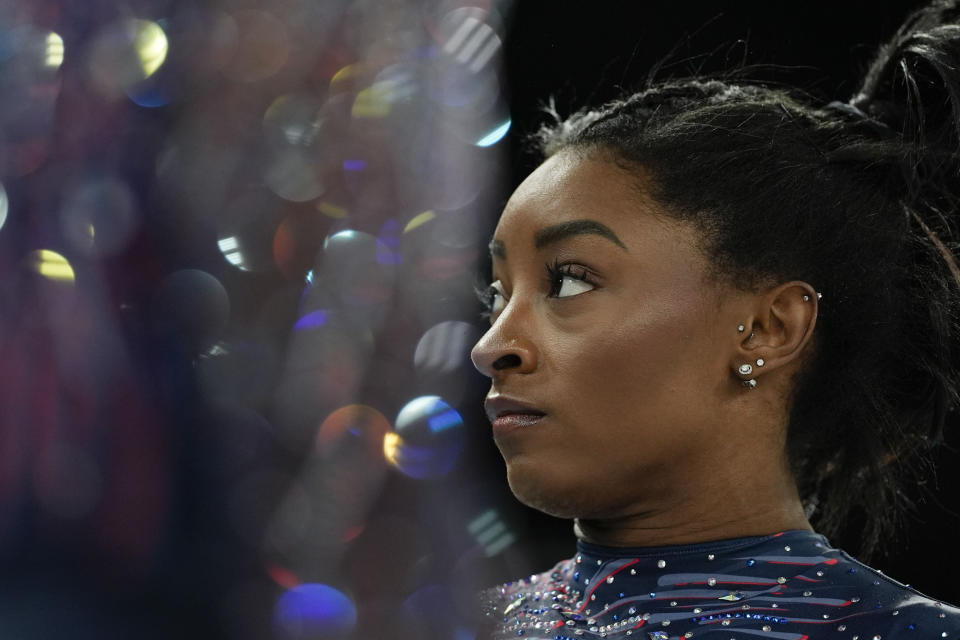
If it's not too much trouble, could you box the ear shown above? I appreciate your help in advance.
[733,281,818,380]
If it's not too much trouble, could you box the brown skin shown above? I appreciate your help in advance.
[470,150,818,548]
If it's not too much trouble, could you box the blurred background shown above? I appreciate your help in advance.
[0,0,956,638]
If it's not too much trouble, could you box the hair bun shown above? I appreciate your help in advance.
[854,0,960,150]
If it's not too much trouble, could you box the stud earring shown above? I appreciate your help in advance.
[756,358,765,367]
[737,325,745,333]
[737,363,757,389]
[802,294,810,302]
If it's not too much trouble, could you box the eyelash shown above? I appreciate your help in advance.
[474,280,497,321]
[475,259,597,319]
[545,257,595,297]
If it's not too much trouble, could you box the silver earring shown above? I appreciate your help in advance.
[737,363,757,389]
[802,294,810,302]
[756,358,765,367]
[737,325,745,333]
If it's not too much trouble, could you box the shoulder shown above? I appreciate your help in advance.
[822,550,960,637]
[478,556,576,606]
[475,558,576,636]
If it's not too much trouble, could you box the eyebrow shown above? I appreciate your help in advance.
[487,219,628,259]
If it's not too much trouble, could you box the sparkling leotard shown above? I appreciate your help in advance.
[476,530,960,639]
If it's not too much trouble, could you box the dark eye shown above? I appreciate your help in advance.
[546,260,596,298]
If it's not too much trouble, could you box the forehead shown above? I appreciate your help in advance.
[494,149,697,254]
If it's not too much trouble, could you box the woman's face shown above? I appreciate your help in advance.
[471,150,751,520]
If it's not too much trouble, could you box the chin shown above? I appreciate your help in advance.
[504,457,594,519]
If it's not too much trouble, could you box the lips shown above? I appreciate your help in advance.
[484,395,546,422]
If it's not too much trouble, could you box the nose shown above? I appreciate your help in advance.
[470,304,538,378]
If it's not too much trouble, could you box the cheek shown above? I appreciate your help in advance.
[557,304,685,380]
[545,300,713,434]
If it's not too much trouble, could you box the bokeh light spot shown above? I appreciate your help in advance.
[0,182,8,232]
[414,321,479,376]
[45,32,64,69]
[126,83,170,108]
[60,177,139,257]
[132,20,168,78]
[217,191,282,272]
[403,210,436,234]
[264,94,323,147]
[317,404,391,455]
[341,159,366,172]
[320,229,396,309]
[268,565,302,590]
[262,94,327,202]
[264,150,325,202]
[385,396,465,478]
[293,309,328,330]
[218,236,244,267]
[395,397,461,434]
[273,214,326,278]
[437,8,503,74]
[382,432,402,465]
[376,219,401,265]
[342,524,364,543]
[329,63,360,89]
[324,229,359,248]
[351,83,392,118]
[476,118,511,146]
[273,583,357,639]
[27,250,75,283]
[87,19,170,98]
[467,509,516,556]
[330,64,353,83]
[317,201,348,219]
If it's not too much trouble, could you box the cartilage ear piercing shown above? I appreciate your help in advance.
[737,325,745,333]
[743,378,757,389]
[802,294,810,302]
[756,358,765,367]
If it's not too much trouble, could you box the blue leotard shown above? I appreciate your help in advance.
[477,530,960,639]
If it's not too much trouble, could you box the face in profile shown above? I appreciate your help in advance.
[471,149,753,522]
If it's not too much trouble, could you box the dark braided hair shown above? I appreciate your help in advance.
[532,1,960,558]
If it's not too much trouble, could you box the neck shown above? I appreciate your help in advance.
[573,504,812,549]
[573,449,812,548]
